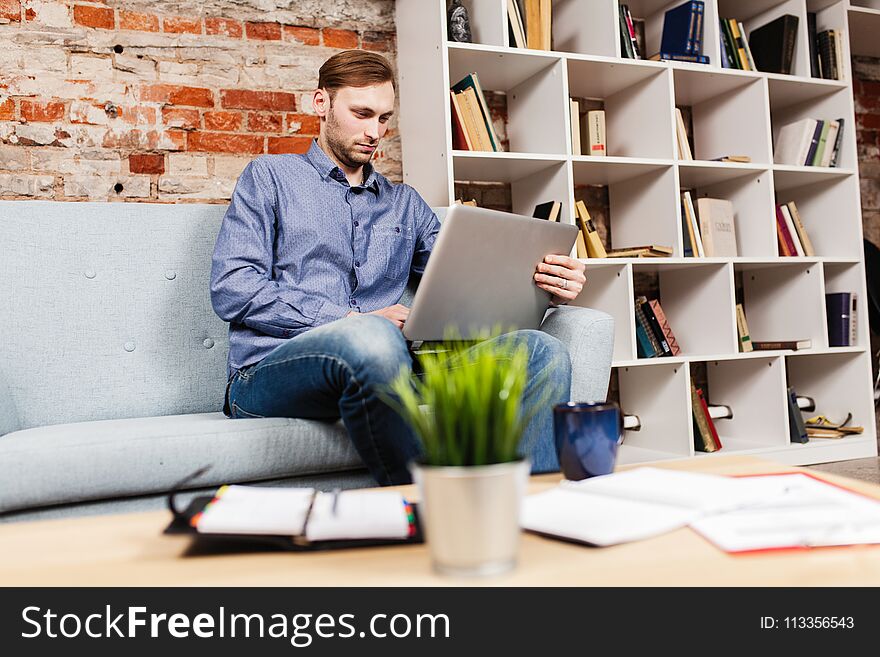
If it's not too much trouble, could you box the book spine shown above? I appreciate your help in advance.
[740,21,757,71]
[658,52,710,64]
[697,389,722,450]
[693,2,704,54]
[775,207,792,256]
[736,303,753,352]
[808,12,819,78]
[804,120,824,166]
[641,300,672,356]
[782,16,797,75]
[624,6,640,59]
[619,6,635,59]
[585,218,607,257]
[829,118,844,167]
[721,19,740,69]
[635,321,656,358]
[587,110,606,156]
[634,297,662,356]
[753,341,803,350]
[780,204,804,256]
[691,383,717,452]
[787,387,809,443]
[786,202,815,256]
[826,292,851,347]
[648,299,682,356]
[851,293,858,346]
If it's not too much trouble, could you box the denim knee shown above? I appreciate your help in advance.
[335,315,412,383]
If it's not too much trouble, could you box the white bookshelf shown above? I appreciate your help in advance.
[395,0,877,467]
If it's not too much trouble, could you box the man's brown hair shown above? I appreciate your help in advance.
[318,50,396,99]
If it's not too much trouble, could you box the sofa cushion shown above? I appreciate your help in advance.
[0,369,20,437]
[0,413,364,513]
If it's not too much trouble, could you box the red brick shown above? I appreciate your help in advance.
[119,10,159,32]
[163,15,201,34]
[245,21,282,41]
[247,112,283,132]
[161,107,200,129]
[205,17,242,38]
[129,153,165,175]
[148,129,187,151]
[285,113,321,135]
[860,80,880,97]
[283,25,319,45]
[362,31,395,52]
[860,113,880,131]
[268,136,312,154]
[0,98,14,121]
[73,4,114,30]
[21,100,65,122]
[204,111,242,131]
[0,0,21,22]
[188,131,264,154]
[220,89,296,111]
[120,105,156,125]
[140,84,214,108]
[322,28,358,49]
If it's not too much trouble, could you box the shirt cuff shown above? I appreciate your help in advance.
[314,300,352,327]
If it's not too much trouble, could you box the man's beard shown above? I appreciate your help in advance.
[325,113,376,168]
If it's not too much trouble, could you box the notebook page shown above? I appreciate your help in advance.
[305,490,410,541]
[195,485,315,535]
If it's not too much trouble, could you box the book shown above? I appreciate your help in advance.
[640,299,672,356]
[574,231,588,259]
[650,52,710,64]
[569,98,581,155]
[635,319,657,358]
[807,12,820,78]
[507,0,526,49]
[681,191,704,256]
[619,4,635,59]
[738,21,757,71]
[623,4,641,59]
[449,90,472,151]
[828,117,845,167]
[787,387,809,444]
[661,1,703,56]
[587,110,606,157]
[691,382,717,452]
[632,18,646,61]
[720,18,740,70]
[775,204,798,256]
[774,118,818,166]
[675,108,693,160]
[605,245,674,258]
[697,388,722,450]
[575,200,607,258]
[718,24,731,69]
[818,29,839,80]
[752,339,812,351]
[710,155,751,163]
[804,119,825,166]
[728,18,750,70]
[451,73,501,152]
[736,303,753,352]
[533,200,562,222]
[635,296,663,357]
[779,203,805,256]
[454,198,478,206]
[785,201,815,256]
[826,292,856,347]
[748,14,798,75]
[191,485,414,543]
[455,87,493,151]
[648,299,682,355]
[680,206,694,257]
[696,197,737,257]
[819,120,840,167]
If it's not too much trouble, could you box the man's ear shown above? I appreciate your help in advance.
[313,88,330,118]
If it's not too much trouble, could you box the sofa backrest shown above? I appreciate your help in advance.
[0,201,229,431]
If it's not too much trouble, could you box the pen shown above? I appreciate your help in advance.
[331,488,341,516]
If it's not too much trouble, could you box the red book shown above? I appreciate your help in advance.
[697,389,723,451]
[775,205,797,257]
[449,91,471,151]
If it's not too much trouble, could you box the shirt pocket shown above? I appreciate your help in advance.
[369,224,414,280]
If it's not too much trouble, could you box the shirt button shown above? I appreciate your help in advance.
[395,227,401,233]
[355,260,360,267]
[351,298,357,305]
[354,221,359,227]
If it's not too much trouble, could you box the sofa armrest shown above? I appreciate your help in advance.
[540,306,614,403]
[0,370,21,437]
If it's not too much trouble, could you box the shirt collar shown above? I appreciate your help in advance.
[305,139,381,195]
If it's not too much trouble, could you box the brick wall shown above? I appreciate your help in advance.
[854,56,880,250]
[0,0,397,202]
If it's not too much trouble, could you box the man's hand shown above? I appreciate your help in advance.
[534,254,587,305]
[348,304,410,329]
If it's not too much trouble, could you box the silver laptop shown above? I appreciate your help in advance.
[403,204,578,342]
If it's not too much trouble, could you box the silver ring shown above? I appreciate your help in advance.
[561,279,567,289]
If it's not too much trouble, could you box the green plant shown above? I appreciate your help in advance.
[385,331,552,467]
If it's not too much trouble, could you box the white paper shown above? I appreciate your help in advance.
[195,485,314,535]
[305,490,410,542]
[690,474,880,552]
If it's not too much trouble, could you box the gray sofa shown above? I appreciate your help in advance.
[0,201,614,522]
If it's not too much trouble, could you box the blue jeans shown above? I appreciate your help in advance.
[227,314,571,485]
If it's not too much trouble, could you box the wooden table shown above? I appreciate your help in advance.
[4,455,880,586]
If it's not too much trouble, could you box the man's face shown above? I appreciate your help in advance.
[315,81,395,169]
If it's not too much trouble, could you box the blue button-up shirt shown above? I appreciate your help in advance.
[210,140,440,377]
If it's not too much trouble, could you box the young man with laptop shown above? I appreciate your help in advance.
[210,50,587,485]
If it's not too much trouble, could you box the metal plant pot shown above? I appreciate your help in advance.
[410,459,530,577]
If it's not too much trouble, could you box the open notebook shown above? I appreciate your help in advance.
[165,485,420,551]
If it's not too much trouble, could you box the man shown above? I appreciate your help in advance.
[210,50,587,486]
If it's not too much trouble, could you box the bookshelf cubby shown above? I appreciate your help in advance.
[396,0,877,466]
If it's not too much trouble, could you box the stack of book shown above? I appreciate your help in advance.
[817,29,845,81]
[747,14,798,75]
[634,296,681,358]
[719,17,756,70]
[825,292,858,347]
[680,192,737,257]
[507,0,551,51]
[652,1,708,64]
[618,4,642,60]
[775,200,815,257]
[803,411,864,439]
[449,73,502,153]
[691,381,722,452]
[773,118,844,167]
[569,102,606,157]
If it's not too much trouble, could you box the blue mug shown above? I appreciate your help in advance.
[553,402,624,480]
